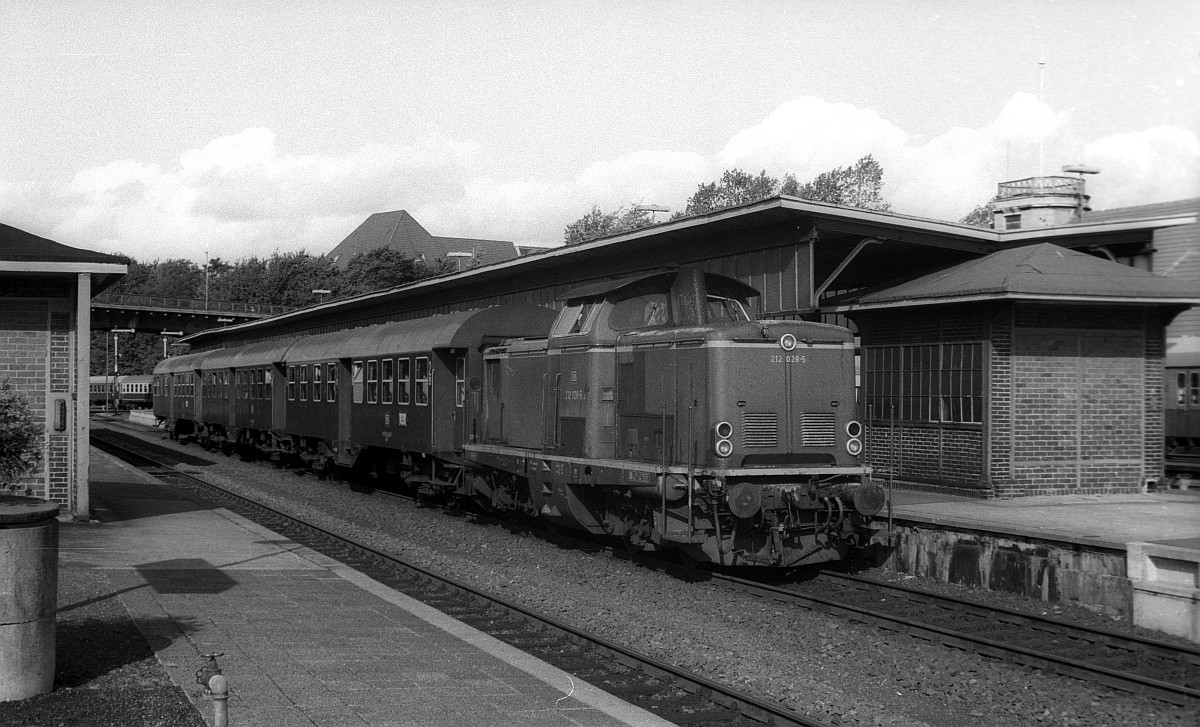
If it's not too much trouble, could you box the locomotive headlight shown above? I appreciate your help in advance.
[846,438,863,456]
[714,421,733,439]
[715,439,734,458]
[846,420,863,438]
[779,333,797,351]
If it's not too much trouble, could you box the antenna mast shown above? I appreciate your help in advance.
[1038,59,1046,177]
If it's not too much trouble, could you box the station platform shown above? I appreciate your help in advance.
[886,487,1200,551]
[60,450,675,727]
[883,486,1200,642]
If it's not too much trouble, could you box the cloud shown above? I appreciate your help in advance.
[1,95,1196,260]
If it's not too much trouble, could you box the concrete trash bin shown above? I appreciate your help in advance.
[0,495,60,701]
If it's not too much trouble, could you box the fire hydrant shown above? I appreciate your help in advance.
[196,653,229,727]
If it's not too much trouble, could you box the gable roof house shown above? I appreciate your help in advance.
[325,210,521,270]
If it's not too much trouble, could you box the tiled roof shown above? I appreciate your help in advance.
[325,210,520,269]
[1083,198,1199,224]
[1,222,127,264]
[838,242,1200,309]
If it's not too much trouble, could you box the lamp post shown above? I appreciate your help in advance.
[161,331,183,358]
[633,204,670,224]
[312,289,331,303]
[111,328,135,409]
[446,252,472,271]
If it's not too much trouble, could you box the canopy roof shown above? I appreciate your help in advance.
[830,243,1200,312]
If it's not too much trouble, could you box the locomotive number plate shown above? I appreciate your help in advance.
[769,354,808,364]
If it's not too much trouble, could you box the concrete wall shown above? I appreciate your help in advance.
[883,521,1132,618]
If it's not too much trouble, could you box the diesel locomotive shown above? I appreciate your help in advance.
[154,266,887,567]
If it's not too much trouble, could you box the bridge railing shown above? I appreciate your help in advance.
[92,293,296,316]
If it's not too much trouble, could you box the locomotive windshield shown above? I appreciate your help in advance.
[707,295,751,323]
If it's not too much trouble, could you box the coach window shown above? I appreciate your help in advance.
[455,357,466,407]
[287,366,296,401]
[1178,373,1187,405]
[300,365,309,401]
[367,360,379,403]
[415,357,430,405]
[352,361,364,403]
[312,363,323,402]
[256,369,264,399]
[381,358,394,404]
[1191,372,1199,407]
[265,369,273,400]
[326,363,337,402]
[396,358,411,404]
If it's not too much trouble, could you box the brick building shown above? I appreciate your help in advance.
[834,243,1199,497]
[1,223,126,517]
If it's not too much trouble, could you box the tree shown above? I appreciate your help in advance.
[256,251,341,307]
[677,169,780,218]
[0,380,44,491]
[340,247,453,296]
[790,154,891,211]
[959,204,992,228]
[563,204,654,246]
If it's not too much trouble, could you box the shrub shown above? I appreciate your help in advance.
[0,379,44,491]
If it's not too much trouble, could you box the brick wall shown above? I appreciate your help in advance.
[857,301,1167,498]
[0,300,77,507]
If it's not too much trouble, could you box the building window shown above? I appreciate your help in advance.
[1004,214,1021,230]
[414,357,430,405]
[864,342,984,424]
[381,358,394,404]
[397,358,411,404]
[326,363,336,402]
[287,366,295,401]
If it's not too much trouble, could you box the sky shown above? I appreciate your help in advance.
[1,0,1197,264]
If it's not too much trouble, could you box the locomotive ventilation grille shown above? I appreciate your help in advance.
[800,412,836,447]
[741,413,778,447]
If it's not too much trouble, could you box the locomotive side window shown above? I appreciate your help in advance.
[366,360,379,404]
[352,361,364,403]
[312,363,323,402]
[300,365,309,401]
[397,358,411,404]
[415,357,430,405]
[551,300,600,336]
[287,366,296,400]
[608,290,670,330]
[381,358,394,404]
[326,363,336,402]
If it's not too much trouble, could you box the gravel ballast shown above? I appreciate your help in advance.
[89,423,1199,726]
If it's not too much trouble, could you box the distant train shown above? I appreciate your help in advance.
[154,266,887,568]
[1165,350,1200,477]
[89,374,154,409]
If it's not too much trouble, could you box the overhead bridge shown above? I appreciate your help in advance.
[90,293,297,336]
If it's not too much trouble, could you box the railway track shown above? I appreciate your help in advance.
[713,571,1200,708]
[91,429,833,727]
[94,419,1200,711]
